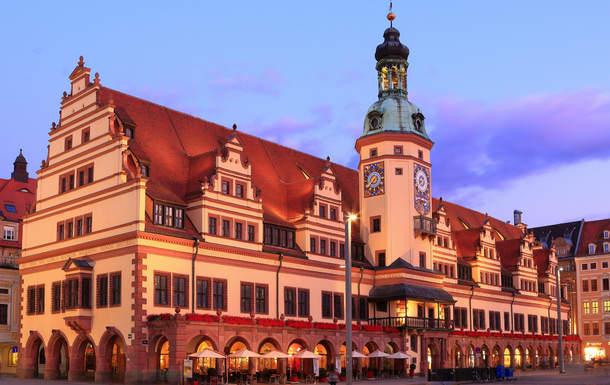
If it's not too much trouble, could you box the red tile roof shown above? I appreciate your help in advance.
[0,176,37,248]
[533,248,550,277]
[453,228,481,260]
[495,238,522,271]
[576,218,610,256]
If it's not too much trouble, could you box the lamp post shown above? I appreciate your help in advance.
[556,267,565,374]
[345,212,356,385]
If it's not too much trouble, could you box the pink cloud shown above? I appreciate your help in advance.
[429,89,610,200]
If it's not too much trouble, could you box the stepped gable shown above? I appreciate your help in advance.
[100,87,360,226]
[533,248,550,277]
[576,218,610,256]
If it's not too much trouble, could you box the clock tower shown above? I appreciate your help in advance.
[355,12,436,268]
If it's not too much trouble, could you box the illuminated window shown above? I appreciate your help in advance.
[593,301,599,314]
[9,346,17,366]
[605,300,610,313]
[584,302,590,314]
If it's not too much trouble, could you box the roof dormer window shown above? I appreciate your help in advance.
[153,203,185,229]
[125,127,134,139]
[4,204,17,213]
[589,244,596,255]
[604,243,610,253]
[605,230,609,239]
[141,165,149,178]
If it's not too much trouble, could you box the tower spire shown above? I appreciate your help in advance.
[388,1,394,28]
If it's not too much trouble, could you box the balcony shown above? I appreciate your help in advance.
[414,216,437,237]
[369,316,453,331]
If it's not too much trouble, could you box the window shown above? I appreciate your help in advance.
[590,245,595,254]
[222,220,230,237]
[606,245,610,253]
[490,311,501,331]
[605,322,610,335]
[98,275,108,307]
[582,263,588,271]
[594,323,600,335]
[78,170,85,187]
[359,297,368,320]
[340,244,345,259]
[4,204,16,213]
[372,217,381,233]
[81,278,91,308]
[593,301,599,313]
[378,252,386,267]
[330,208,336,221]
[591,262,598,270]
[141,165,149,177]
[241,284,252,312]
[394,145,403,154]
[411,334,418,353]
[395,168,403,175]
[320,240,326,255]
[173,275,186,308]
[298,289,309,317]
[209,217,217,235]
[52,283,61,312]
[419,252,426,268]
[27,287,36,314]
[197,278,210,309]
[65,135,73,151]
[370,148,377,157]
[334,293,343,319]
[235,222,243,240]
[37,286,45,314]
[154,203,185,229]
[310,238,316,253]
[236,184,244,198]
[213,280,226,310]
[222,181,230,195]
[330,242,336,257]
[584,323,590,336]
[256,285,267,314]
[583,280,589,292]
[248,225,255,242]
[87,166,94,184]
[592,279,599,291]
[77,219,83,236]
[319,206,326,218]
[378,301,388,313]
[584,302,590,314]
[418,150,423,159]
[285,288,296,316]
[67,221,73,239]
[504,312,510,331]
[322,293,332,318]
[69,174,75,190]
[3,226,15,241]
[125,127,134,139]
[82,129,90,143]
[85,215,92,234]
[58,224,65,241]
[0,304,7,325]
[605,300,610,313]
[606,230,610,239]
[66,279,79,309]
[154,274,169,306]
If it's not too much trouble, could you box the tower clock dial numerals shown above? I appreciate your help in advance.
[364,162,385,197]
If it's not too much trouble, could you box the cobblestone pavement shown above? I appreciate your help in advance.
[2,365,610,385]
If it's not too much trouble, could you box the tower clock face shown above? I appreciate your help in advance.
[413,164,430,215]
[363,162,385,197]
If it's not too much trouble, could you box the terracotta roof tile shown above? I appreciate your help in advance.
[495,238,522,271]
[533,248,550,277]
[576,218,610,256]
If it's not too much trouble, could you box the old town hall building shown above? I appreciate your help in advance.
[16,14,579,384]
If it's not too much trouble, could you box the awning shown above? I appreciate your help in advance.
[368,283,456,304]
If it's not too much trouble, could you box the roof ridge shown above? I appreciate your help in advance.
[187,148,218,159]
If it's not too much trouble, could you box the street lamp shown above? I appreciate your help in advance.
[345,212,357,385]
[556,266,565,374]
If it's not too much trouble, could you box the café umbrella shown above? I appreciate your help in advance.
[387,352,411,359]
[341,350,367,358]
[189,348,227,359]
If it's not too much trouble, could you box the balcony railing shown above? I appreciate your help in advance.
[369,316,453,331]
[414,216,437,236]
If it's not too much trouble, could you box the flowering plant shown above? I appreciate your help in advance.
[257,318,285,327]
[385,327,399,334]
[361,324,383,332]
[185,313,221,322]
[339,323,361,331]
[315,322,339,330]
[223,315,254,325]
[286,319,313,329]
[147,313,172,321]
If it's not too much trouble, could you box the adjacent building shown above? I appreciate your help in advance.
[0,151,36,376]
[16,14,579,384]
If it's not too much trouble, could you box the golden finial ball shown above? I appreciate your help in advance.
[387,12,396,21]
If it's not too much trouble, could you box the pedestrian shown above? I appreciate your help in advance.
[329,364,339,385]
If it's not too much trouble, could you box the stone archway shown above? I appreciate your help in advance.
[363,340,380,371]
[257,337,282,375]
[187,334,219,377]
[451,343,463,369]
[97,327,127,383]
[69,333,96,382]
[46,330,70,380]
[480,344,490,368]
[503,345,513,368]
[314,339,334,372]
[226,336,254,379]
[427,341,439,370]
[18,331,45,379]
[287,339,309,379]
[491,345,501,367]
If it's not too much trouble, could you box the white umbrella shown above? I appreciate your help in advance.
[229,348,262,358]
[342,350,368,358]
[261,350,291,359]
[367,350,390,358]
[293,349,322,359]
[387,352,411,359]
[189,348,226,359]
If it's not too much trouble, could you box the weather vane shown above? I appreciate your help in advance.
[387,0,395,27]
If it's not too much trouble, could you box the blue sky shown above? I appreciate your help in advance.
[2,1,610,227]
